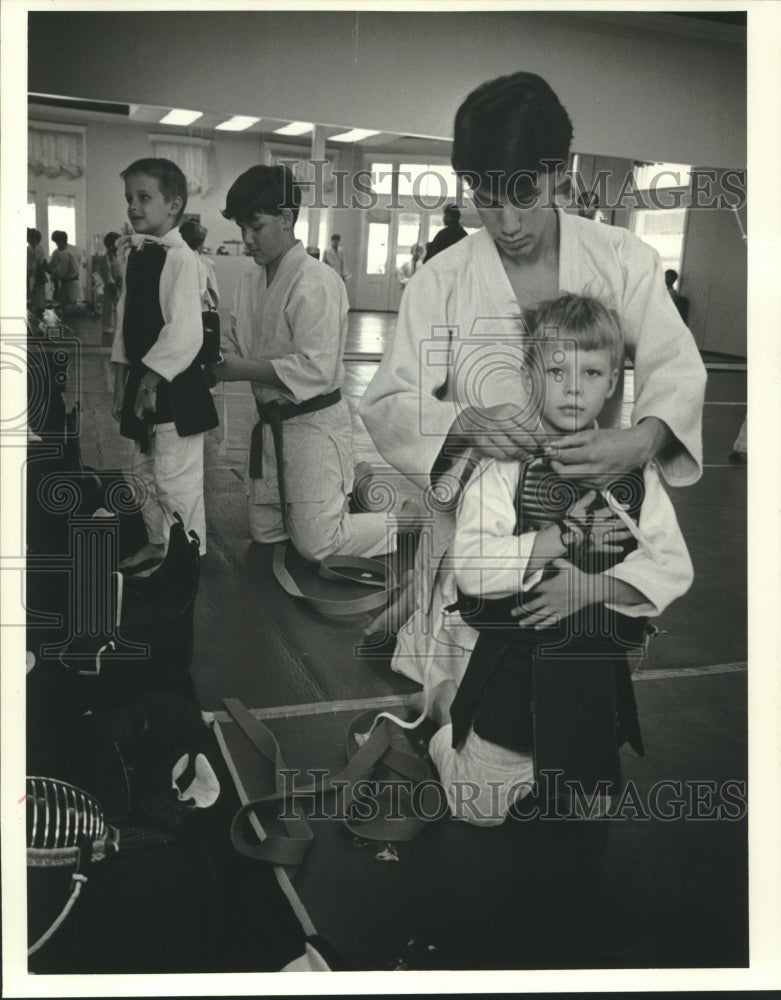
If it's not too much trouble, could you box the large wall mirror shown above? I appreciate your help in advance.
[27,92,746,359]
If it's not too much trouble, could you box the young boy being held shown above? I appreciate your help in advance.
[421,294,694,826]
[210,164,411,563]
[111,158,217,571]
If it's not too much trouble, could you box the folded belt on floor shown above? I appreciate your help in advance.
[224,698,438,867]
[272,543,394,617]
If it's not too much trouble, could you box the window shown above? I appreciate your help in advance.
[366,222,389,274]
[318,214,330,253]
[371,163,394,196]
[633,162,692,191]
[397,163,458,201]
[630,161,691,274]
[297,206,309,244]
[368,160,458,204]
[631,208,687,273]
[28,127,84,180]
[28,122,86,251]
[149,134,212,195]
[47,194,77,252]
[394,212,424,273]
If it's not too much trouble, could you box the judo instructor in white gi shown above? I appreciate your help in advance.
[359,72,707,688]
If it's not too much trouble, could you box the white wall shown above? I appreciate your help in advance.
[681,169,747,355]
[29,10,745,168]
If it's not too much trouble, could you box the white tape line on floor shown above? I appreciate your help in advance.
[635,661,747,682]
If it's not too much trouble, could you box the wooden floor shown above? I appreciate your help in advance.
[30,308,749,971]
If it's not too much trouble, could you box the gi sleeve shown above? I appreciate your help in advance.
[359,266,460,489]
[603,463,694,617]
[140,245,202,382]
[269,272,347,403]
[619,233,707,487]
[223,277,243,356]
[453,458,543,598]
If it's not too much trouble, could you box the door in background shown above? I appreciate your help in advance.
[356,208,430,311]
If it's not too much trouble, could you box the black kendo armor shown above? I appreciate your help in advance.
[451,456,649,786]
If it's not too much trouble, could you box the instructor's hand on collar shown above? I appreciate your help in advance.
[547,419,672,489]
[449,403,550,461]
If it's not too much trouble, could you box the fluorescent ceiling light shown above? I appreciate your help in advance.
[274,121,313,136]
[328,128,380,143]
[216,115,261,131]
[159,109,202,126]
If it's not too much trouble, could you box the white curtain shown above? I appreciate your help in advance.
[151,139,211,195]
[28,128,84,179]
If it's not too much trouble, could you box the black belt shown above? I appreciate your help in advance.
[61,276,79,283]
[249,389,341,530]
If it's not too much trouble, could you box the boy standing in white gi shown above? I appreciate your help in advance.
[111,158,217,570]
[211,164,406,563]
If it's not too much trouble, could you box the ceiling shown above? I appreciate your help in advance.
[27,8,745,165]
[27,94,453,157]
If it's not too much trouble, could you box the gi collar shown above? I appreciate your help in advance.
[116,228,188,256]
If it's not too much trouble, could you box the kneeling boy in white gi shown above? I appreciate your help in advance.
[210,164,408,562]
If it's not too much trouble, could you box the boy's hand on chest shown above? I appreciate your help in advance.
[510,559,598,630]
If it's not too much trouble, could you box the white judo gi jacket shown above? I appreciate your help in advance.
[225,241,354,508]
[454,458,694,620]
[359,212,706,686]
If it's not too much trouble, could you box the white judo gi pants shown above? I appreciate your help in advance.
[429,723,535,827]
[130,422,206,555]
[247,398,395,562]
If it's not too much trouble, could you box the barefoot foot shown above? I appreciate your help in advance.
[406,679,457,727]
[351,462,376,512]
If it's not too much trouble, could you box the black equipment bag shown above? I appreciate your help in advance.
[26,692,222,973]
[58,515,202,710]
[197,309,221,365]
[26,693,333,974]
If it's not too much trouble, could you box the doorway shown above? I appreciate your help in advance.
[358,207,432,312]
[354,157,469,312]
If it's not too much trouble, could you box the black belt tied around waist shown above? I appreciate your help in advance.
[249,389,342,530]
